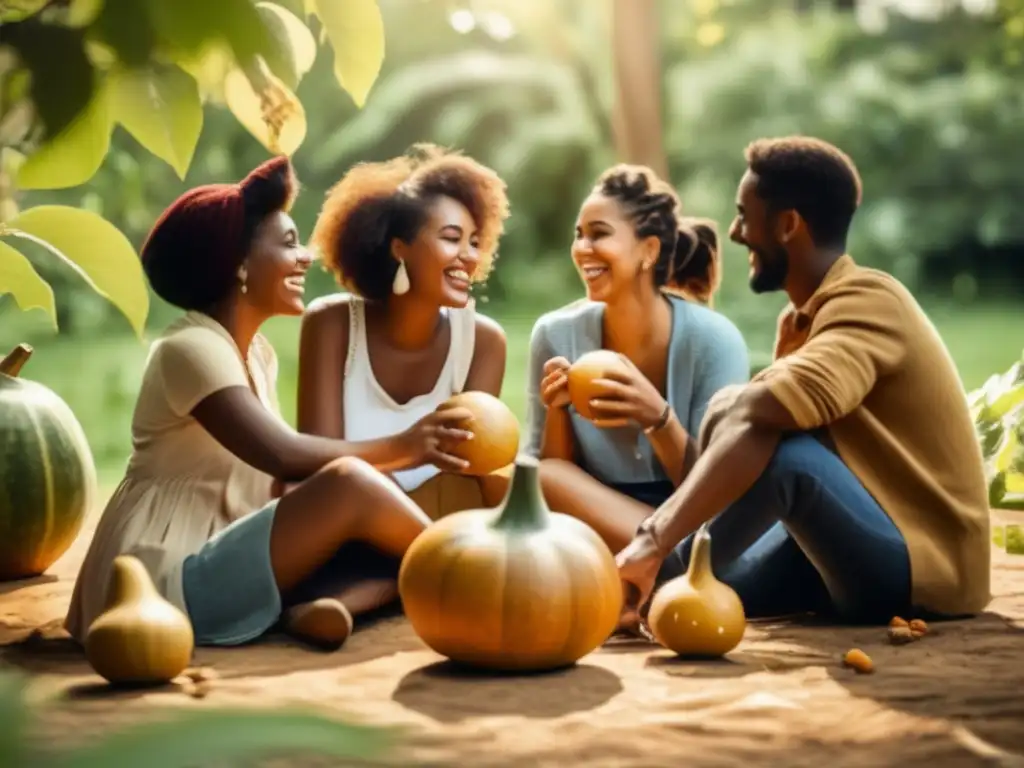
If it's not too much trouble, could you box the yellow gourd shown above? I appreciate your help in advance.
[567,350,630,421]
[85,555,195,685]
[437,391,519,476]
[398,455,622,672]
[646,522,746,658]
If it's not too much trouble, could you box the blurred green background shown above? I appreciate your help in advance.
[4,0,1023,486]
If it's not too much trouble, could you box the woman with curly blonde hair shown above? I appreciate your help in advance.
[298,144,512,527]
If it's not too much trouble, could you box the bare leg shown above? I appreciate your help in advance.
[269,457,430,647]
[269,456,430,589]
[539,459,654,553]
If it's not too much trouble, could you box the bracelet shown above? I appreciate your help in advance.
[643,402,673,435]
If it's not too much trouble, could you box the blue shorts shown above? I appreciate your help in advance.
[180,500,402,646]
[181,500,282,646]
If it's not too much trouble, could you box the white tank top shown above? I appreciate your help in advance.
[342,296,477,491]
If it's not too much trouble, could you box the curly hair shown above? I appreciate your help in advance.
[310,144,510,301]
[595,164,721,305]
[744,136,863,250]
[142,156,298,311]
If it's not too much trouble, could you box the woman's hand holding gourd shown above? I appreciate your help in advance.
[397,408,476,472]
[587,355,667,430]
[539,357,572,409]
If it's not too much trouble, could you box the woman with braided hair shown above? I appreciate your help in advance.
[66,157,434,652]
[298,144,512,521]
[526,164,750,554]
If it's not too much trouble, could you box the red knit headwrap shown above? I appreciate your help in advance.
[141,156,297,310]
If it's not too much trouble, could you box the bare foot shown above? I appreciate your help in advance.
[283,598,354,650]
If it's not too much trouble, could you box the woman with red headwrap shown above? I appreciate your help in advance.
[297,144,512,519]
[65,157,438,650]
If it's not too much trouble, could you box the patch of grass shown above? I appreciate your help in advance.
[4,300,1018,485]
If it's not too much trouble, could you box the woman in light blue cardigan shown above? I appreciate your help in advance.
[526,164,750,553]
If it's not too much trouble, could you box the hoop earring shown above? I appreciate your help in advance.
[392,259,410,295]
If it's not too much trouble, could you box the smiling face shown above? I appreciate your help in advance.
[728,170,790,295]
[572,193,659,303]
[240,210,312,317]
[396,195,480,308]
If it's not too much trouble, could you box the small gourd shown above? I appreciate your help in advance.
[85,555,195,685]
[437,391,519,476]
[398,455,622,672]
[647,522,746,658]
[567,350,630,421]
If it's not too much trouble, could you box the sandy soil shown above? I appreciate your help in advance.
[2,509,1023,768]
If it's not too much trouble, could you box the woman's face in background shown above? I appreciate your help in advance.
[400,195,481,308]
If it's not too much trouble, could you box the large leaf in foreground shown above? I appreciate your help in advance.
[17,86,112,190]
[108,63,203,179]
[6,206,148,337]
[52,709,393,768]
[0,240,56,327]
[314,0,385,107]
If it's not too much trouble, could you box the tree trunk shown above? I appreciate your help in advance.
[610,0,669,180]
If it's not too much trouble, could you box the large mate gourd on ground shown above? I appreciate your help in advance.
[85,555,195,685]
[646,522,746,657]
[398,455,622,672]
[437,391,519,475]
[567,350,631,421]
[0,344,96,581]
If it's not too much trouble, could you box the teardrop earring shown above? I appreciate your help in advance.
[238,267,248,295]
[392,259,410,295]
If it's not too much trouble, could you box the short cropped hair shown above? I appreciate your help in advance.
[744,136,862,249]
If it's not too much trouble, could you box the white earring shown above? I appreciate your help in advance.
[238,267,248,294]
[392,259,410,295]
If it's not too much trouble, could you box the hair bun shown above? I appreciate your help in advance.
[241,156,298,212]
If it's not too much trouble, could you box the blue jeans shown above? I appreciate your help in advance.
[657,434,913,624]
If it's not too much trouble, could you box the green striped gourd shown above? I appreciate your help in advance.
[0,344,96,581]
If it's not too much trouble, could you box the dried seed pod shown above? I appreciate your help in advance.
[843,648,874,674]
[908,619,928,638]
[887,625,915,645]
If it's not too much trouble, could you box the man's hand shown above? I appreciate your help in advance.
[615,528,665,633]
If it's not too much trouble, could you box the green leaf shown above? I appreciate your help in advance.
[0,673,30,764]
[1,18,95,141]
[314,0,385,107]
[51,710,393,768]
[6,206,148,337]
[257,2,318,89]
[224,64,307,155]
[0,0,49,22]
[0,240,57,327]
[108,63,203,179]
[17,85,112,191]
[143,0,273,68]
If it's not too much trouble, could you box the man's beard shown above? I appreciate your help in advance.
[749,245,789,294]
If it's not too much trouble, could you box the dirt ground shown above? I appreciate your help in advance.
[2,509,1022,768]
